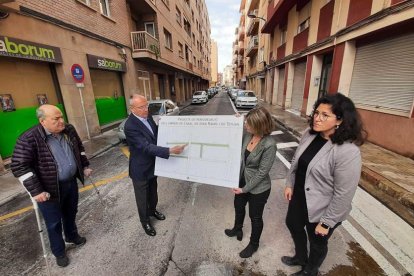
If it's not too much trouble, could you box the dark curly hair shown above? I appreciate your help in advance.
[309,93,366,145]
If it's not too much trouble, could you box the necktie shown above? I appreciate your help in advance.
[143,118,154,135]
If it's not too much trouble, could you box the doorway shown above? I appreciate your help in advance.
[318,53,333,98]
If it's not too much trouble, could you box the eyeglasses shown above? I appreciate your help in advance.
[133,104,149,110]
[312,110,336,122]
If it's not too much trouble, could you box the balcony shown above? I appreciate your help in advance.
[238,29,245,41]
[292,28,309,53]
[246,10,259,36]
[186,61,193,71]
[131,31,160,60]
[246,0,260,13]
[276,43,286,60]
[238,42,244,54]
[234,46,239,54]
[246,35,258,57]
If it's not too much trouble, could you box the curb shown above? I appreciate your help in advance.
[271,115,303,138]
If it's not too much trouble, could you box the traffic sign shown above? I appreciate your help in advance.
[71,64,85,83]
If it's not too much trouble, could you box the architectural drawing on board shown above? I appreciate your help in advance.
[155,116,243,188]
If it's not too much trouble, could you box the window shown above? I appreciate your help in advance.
[99,0,110,16]
[192,33,195,45]
[193,56,196,65]
[298,18,310,34]
[176,7,182,25]
[178,42,184,58]
[259,47,264,63]
[280,27,287,45]
[164,28,172,50]
[145,22,156,37]
[183,17,191,37]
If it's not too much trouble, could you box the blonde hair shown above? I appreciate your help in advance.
[245,107,275,136]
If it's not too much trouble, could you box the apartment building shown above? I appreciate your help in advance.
[0,0,212,162]
[210,39,218,86]
[131,0,211,102]
[234,0,414,158]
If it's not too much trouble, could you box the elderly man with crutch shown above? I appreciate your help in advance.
[11,104,92,268]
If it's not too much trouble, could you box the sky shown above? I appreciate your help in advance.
[205,0,241,74]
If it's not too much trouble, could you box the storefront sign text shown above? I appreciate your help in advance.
[87,54,126,72]
[0,36,62,63]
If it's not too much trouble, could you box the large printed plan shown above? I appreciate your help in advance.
[155,115,244,188]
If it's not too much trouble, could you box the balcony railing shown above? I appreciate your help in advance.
[246,35,258,57]
[131,31,160,58]
[149,0,155,4]
[247,9,259,36]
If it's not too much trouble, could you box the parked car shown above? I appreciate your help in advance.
[230,89,240,101]
[117,99,180,142]
[235,90,258,108]
[192,91,208,104]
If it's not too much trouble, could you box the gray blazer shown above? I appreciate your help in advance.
[286,128,361,227]
[240,133,277,194]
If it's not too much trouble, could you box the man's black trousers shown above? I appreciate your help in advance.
[132,177,158,223]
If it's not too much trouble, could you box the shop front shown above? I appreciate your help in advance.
[0,35,64,158]
[87,54,127,126]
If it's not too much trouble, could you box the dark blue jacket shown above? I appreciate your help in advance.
[124,113,170,181]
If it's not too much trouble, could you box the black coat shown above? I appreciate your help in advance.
[11,124,89,201]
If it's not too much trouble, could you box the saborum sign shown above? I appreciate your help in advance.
[87,54,126,72]
[0,35,62,63]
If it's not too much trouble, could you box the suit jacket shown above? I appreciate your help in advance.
[286,128,362,227]
[124,114,170,181]
[240,132,277,194]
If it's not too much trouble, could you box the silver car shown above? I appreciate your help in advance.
[118,99,180,142]
[235,90,258,108]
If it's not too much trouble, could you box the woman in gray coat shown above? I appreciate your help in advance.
[282,93,366,276]
[225,107,277,258]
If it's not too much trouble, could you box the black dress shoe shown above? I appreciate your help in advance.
[281,256,307,267]
[56,254,69,267]
[150,210,166,220]
[65,236,86,246]
[142,222,156,236]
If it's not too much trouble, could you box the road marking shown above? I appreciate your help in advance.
[120,146,130,158]
[0,171,128,222]
[271,130,283,135]
[191,183,200,206]
[342,220,401,276]
[277,142,298,149]
[350,188,414,275]
[276,151,291,169]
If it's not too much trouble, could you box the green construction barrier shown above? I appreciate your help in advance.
[95,96,127,126]
[0,104,66,158]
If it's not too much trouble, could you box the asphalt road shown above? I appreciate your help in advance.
[1,91,412,275]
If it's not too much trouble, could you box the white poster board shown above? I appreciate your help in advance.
[155,115,243,188]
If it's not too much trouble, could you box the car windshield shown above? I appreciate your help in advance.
[148,103,163,115]
[194,92,203,96]
[239,92,255,97]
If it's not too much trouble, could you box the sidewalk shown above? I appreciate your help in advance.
[261,101,414,227]
[0,129,120,206]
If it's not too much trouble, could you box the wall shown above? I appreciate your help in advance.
[359,109,414,158]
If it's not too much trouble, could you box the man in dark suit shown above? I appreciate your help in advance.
[124,95,185,236]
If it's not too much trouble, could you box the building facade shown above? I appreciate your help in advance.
[210,39,218,86]
[233,0,414,158]
[223,65,234,87]
[0,0,212,162]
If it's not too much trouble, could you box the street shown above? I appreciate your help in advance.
[0,91,413,276]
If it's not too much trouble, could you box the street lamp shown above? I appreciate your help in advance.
[247,11,266,22]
